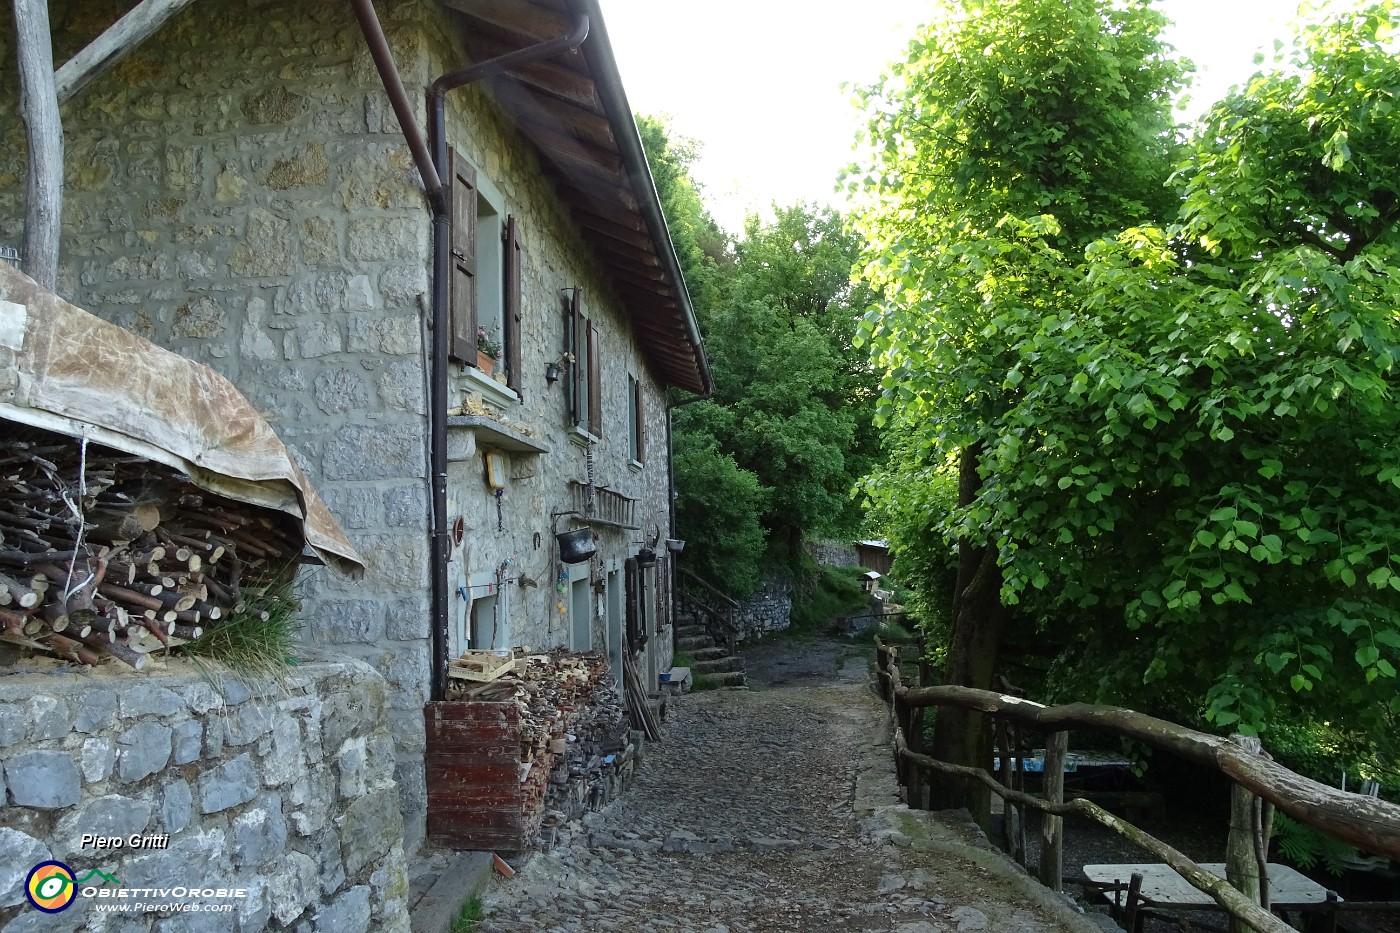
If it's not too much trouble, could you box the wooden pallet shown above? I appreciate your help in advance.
[447,650,516,683]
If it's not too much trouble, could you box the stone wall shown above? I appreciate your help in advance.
[0,0,436,847]
[0,661,407,933]
[732,577,793,643]
[805,539,860,569]
[0,0,681,848]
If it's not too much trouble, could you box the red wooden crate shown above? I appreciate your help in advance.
[425,700,529,852]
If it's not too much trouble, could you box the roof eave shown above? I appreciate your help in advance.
[568,0,713,397]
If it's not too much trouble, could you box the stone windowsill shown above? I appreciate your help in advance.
[462,367,519,408]
[567,424,601,448]
[445,415,549,455]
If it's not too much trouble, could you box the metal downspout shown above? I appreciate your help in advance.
[350,0,453,705]
[353,0,589,703]
[422,15,588,701]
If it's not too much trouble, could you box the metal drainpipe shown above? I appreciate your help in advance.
[352,0,589,703]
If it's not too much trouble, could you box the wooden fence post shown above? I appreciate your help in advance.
[1039,730,1068,890]
[1226,734,1264,933]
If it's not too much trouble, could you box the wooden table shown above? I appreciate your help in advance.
[1083,862,1340,932]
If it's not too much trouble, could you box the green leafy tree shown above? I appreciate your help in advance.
[641,114,880,591]
[850,0,1187,813]
[855,0,1400,812]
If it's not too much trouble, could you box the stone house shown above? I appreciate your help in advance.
[0,0,709,857]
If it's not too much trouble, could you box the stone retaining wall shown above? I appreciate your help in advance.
[0,661,408,933]
[732,577,793,643]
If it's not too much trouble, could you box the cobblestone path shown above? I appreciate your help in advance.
[477,638,1106,933]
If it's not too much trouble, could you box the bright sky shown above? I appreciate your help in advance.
[601,0,1301,233]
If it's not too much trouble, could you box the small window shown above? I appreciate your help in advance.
[627,374,644,465]
[449,148,522,395]
[567,291,603,437]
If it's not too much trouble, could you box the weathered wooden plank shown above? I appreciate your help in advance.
[505,86,617,151]
[426,785,523,803]
[424,760,522,784]
[424,747,522,768]
[12,0,64,290]
[442,0,576,38]
[54,0,200,103]
[425,700,518,722]
[462,34,598,108]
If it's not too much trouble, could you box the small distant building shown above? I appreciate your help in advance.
[855,539,894,577]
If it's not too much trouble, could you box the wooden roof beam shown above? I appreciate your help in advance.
[441,0,577,38]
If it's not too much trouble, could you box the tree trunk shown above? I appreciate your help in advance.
[13,0,64,290]
[929,443,1010,823]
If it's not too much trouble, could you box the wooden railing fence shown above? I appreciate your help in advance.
[677,568,739,650]
[874,637,1400,933]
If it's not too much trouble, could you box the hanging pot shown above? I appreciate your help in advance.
[556,527,596,564]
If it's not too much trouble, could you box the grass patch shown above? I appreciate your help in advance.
[790,563,873,632]
[671,651,694,669]
[182,574,303,688]
[692,675,724,691]
[449,896,484,933]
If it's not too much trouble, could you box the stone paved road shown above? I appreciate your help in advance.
[477,637,1109,933]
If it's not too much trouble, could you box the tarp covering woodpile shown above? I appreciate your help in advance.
[0,264,362,577]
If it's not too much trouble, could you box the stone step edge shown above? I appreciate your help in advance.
[410,851,494,933]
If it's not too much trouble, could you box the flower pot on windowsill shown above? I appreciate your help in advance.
[475,350,496,376]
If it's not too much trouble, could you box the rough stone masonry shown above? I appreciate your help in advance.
[0,661,409,933]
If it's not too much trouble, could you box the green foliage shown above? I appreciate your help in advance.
[182,574,302,687]
[450,896,484,933]
[851,0,1400,754]
[671,436,768,595]
[636,114,729,309]
[858,429,959,636]
[641,114,881,589]
[1272,813,1358,876]
[790,563,872,631]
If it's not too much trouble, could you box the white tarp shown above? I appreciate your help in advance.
[0,264,363,578]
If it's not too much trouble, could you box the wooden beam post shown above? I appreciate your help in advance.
[12,0,64,290]
[1039,730,1068,890]
[54,0,200,103]
[1227,734,1264,933]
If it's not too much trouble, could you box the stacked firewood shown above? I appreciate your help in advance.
[0,425,302,671]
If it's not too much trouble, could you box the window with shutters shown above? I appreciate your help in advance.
[627,373,644,466]
[448,148,523,398]
[566,290,603,438]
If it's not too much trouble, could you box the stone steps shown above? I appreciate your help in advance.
[689,647,728,662]
[692,656,744,675]
[674,624,709,640]
[675,635,713,652]
[695,670,746,688]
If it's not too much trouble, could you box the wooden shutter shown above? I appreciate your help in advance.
[624,557,645,651]
[587,322,602,436]
[503,215,522,397]
[656,555,669,631]
[632,376,644,463]
[568,289,583,426]
[448,149,477,364]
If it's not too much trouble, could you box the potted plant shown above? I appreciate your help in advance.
[476,326,501,375]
